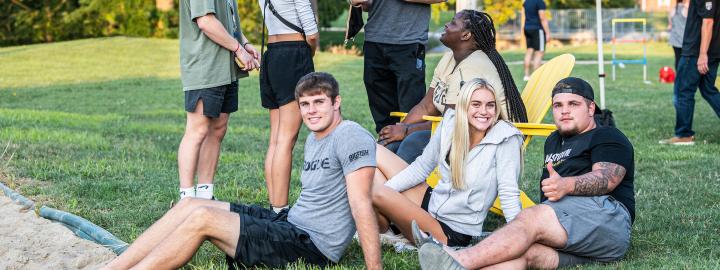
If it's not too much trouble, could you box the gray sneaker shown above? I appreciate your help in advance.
[418,242,466,270]
[411,220,439,247]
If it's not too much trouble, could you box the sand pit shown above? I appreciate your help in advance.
[0,195,116,270]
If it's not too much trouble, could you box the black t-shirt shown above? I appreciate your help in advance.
[541,127,636,222]
[681,0,720,58]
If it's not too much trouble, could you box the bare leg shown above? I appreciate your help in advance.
[375,144,409,179]
[104,198,230,269]
[264,109,279,203]
[268,101,302,207]
[523,49,535,77]
[448,204,567,269]
[532,50,545,73]
[130,206,241,269]
[480,243,560,270]
[371,170,445,245]
[178,100,211,189]
[197,113,230,184]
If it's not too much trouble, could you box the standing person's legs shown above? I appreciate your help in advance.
[179,99,211,193]
[673,56,701,138]
[389,43,426,116]
[673,46,682,70]
[103,198,231,269]
[364,41,400,133]
[697,59,720,117]
[523,28,538,80]
[531,29,546,73]
[195,82,239,199]
[261,42,312,209]
[269,102,302,208]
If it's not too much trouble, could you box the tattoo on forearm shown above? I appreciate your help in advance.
[572,162,626,196]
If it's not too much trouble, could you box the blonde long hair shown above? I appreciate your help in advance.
[449,78,505,190]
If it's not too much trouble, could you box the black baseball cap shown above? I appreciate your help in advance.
[551,77,595,101]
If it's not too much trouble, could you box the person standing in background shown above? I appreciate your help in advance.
[522,0,551,81]
[177,0,259,200]
[660,0,720,145]
[259,0,319,213]
[351,0,445,134]
[669,0,689,69]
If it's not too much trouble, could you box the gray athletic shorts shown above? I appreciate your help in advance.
[543,195,631,267]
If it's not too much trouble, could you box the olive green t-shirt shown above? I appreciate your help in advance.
[179,0,248,91]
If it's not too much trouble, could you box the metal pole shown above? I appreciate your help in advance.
[596,0,606,109]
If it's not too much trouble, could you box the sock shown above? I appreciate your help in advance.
[196,183,214,199]
[179,187,195,199]
[272,205,289,213]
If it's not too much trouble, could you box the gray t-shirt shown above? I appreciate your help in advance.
[179,0,248,91]
[364,0,431,44]
[287,120,376,262]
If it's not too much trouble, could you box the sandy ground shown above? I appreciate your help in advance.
[0,195,116,270]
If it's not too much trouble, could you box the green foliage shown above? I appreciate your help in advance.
[550,0,636,9]
[0,0,347,46]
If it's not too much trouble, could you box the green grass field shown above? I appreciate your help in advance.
[1,37,719,269]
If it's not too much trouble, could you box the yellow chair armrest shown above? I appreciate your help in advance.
[390,112,408,122]
[512,123,557,137]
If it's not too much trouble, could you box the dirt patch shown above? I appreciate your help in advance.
[0,195,116,269]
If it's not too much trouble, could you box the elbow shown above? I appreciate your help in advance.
[195,15,214,32]
[306,33,319,44]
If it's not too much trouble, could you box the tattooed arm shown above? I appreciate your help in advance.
[568,162,626,195]
[542,162,626,201]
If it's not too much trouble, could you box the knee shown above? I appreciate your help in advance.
[181,206,214,232]
[371,186,392,206]
[185,126,209,143]
[210,123,228,140]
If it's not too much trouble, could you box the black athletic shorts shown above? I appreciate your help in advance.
[524,28,546,52]
[184,81,238,118]
[259,41,314,109]
[227,203,330,268]
[420,187,474,247]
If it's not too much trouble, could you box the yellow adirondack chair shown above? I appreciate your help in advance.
[389,54,575,217]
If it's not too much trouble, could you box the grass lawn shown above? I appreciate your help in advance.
[1,37,719,269]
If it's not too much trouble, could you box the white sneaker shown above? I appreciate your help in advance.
[523,75,530,81]
[379,229,411,246]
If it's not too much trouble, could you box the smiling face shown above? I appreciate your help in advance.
[298,92,341,137]
[466,88,497,134]
[551,93,596,137]
[440,12,470,48]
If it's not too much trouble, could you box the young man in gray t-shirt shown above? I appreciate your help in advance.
[102,72,382,270]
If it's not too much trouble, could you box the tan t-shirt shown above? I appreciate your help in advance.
[430,51,508,120]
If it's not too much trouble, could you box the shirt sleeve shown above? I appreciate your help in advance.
[335,126,377,176]
[697,0,715,18]
[295,0,319,35]
[495,134,523,222]
[537,0,547,10]
[589,128,634,171]
[190,0,216,21]
[384,115,447,192]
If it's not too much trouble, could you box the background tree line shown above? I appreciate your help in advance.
[1,0,634,47]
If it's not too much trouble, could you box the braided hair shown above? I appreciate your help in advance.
[461,10,528,123]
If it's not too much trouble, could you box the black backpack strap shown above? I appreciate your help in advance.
[266,0,306,39]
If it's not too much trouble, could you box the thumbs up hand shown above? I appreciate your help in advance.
[541,162,571,201]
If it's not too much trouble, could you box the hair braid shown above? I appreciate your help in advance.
[462,10,528,123]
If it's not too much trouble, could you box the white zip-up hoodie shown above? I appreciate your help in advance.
[385,109,523,236]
